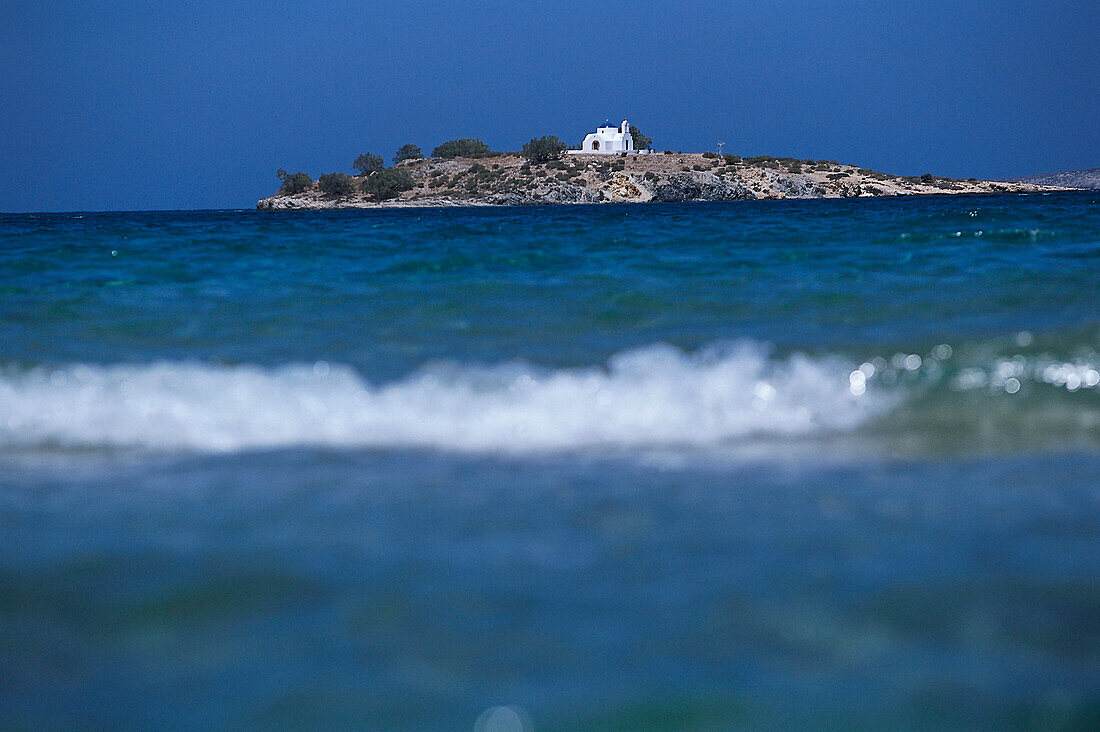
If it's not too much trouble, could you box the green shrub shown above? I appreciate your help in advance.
[359,167,415,200]
[920,173,935,183]
[522,136,567,163]
[352,153,384,176]
[787,162,802,173]
[318,172,356,196]
[393,144,422,164]
[856,168,886,181]
[663,150,673,155]
[277,169,313,194]
[692,164,706,171]
[629,125,652,150]
[432,138,492,158]
[723,154,741,165]
[702,151,717,159]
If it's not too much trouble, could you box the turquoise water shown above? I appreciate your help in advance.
[2,193,1099,728]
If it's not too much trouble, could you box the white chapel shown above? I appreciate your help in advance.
[574,120,634,154]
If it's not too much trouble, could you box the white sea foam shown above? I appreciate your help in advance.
[0,343,890,454]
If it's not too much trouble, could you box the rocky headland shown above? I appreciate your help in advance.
[1006,167,1100,190]
[258,153,1065,210]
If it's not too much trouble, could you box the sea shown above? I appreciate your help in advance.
[2,192,1098,729]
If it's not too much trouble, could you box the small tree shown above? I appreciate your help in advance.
[318,172,356,196]
[360,167,415,201]
[277,169,313,194]
[629,125,652,150]
[431,138,491,158]
[393,144,423,164]
[522,136,567,163]
[352,153,384,176]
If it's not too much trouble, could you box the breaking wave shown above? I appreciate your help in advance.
[5,339,1097,456]
[0,342,890,454]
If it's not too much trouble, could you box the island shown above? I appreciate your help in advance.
[258,131,1065,210]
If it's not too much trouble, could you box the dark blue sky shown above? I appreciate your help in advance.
[2,1,1097,212]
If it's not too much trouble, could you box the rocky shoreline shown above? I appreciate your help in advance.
[257,153,1065,210]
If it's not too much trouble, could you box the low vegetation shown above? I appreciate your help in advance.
[522,136,567,163]
[352,153,384,176]
[432,138,492,159]
[393,144,422,164]
[318,172,356,196]
[629,125,652,150]
[360,168,415,201]
[277,169,313,194]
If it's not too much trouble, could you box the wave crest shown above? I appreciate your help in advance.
[0,343,885,453]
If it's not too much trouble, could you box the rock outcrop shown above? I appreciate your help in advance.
[538,182,602,205]
[646,172,755,202]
